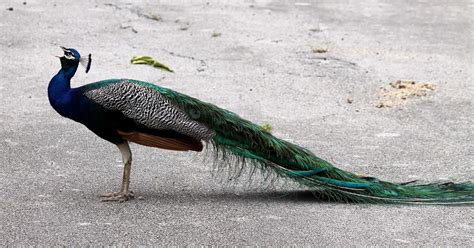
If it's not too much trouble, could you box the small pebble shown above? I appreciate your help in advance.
[6,7,14,11]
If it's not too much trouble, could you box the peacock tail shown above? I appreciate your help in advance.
[86,79,473,204]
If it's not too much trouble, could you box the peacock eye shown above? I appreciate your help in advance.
[64,51,75,59]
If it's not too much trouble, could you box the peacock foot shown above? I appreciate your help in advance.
[100,191,134,202]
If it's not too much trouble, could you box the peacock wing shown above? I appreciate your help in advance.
[82,79,215,150]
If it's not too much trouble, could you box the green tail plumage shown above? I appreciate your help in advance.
[140,80,474,204]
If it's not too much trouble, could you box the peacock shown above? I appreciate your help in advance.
[48,47,473,203]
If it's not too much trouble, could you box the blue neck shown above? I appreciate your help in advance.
[48,65,78,115]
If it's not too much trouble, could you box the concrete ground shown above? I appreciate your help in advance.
[1,0,473,246]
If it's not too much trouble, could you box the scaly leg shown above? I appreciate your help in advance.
[101,142,135,202]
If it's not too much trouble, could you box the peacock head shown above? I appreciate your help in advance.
[58,46,91,73]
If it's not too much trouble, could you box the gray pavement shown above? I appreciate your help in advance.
[1,0,473,246]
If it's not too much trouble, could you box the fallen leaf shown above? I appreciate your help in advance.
[260,123,273,133]
[131,56,174,72]
[312,48,328,53]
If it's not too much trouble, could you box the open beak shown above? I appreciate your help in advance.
[55,46,68,58]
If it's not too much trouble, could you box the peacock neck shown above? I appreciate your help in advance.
[48,66,78,115]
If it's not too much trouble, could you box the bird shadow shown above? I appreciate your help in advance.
[136,189,471,206]
[136,189,367,205]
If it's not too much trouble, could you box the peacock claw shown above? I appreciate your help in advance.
[100,191,134,202]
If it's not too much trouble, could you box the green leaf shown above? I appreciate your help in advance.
[260,123,273,133]
[131,56,174,72]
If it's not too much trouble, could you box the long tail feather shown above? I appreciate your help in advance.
[140,80,474,204]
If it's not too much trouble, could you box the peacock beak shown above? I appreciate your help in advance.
[55,46,68,58]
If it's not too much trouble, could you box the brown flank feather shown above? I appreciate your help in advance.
[117,130,203,151]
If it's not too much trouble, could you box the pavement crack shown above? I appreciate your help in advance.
[120,24,138,33]
[104,3,123,10]
[162,49,208,72]
[104,3,161,22]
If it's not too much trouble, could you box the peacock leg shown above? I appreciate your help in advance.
[101,142,135,202]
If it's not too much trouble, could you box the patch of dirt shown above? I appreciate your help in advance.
[376,80,436,108]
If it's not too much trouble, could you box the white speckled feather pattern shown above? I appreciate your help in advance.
[84,80,215,140]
